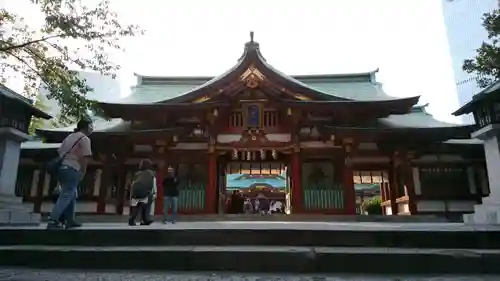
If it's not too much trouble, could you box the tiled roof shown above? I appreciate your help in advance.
[115,71,390,104]
[0,84,51,119]
[453,80,500,116]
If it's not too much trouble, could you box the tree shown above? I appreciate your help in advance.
[0,0,142,120]
[463,9,500,88]
[28,94,48,135]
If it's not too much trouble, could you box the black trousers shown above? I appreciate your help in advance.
[129,202,148,223]
[144,194,154,221]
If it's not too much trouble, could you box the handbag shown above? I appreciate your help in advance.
[44,136,85,176]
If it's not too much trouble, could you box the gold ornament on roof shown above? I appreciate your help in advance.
[240,66,265,89]
[245,74,259,88]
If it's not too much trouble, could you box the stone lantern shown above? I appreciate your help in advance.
[0,84,51,225]
[454,81,500,224]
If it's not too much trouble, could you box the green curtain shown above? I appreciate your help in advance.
[301,162,345,210]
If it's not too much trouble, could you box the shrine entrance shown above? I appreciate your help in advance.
[217,154,291,215]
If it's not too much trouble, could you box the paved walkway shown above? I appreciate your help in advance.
[0,269,497,281]
[2,221,500,231]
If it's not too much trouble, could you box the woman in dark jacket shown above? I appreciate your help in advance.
[129,159,156,226]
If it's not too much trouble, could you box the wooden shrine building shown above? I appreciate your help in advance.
[17,33,488,217]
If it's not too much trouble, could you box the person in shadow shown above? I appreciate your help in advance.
[162,167,179,224]
[229,190,244,214]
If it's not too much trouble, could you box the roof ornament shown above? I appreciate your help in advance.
[240,31,260,61]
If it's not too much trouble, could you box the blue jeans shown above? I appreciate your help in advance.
[163,196,178,221]
[50,165,80,222]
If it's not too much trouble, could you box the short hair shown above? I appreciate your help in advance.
[74,118,92,132]
[139,159,154,171]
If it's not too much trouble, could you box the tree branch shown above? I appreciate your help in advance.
[0,34,64,52]
[3,49,52,91]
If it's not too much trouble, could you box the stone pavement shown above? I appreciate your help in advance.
[0,269,497,281]
[2,221,500,231]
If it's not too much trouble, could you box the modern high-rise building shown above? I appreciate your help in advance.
[442,0,498,123]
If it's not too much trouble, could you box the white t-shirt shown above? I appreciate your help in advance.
[58,131,92,172]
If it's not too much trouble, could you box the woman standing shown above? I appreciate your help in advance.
[129,159,156,226]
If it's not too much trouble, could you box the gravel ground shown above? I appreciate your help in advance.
[0,269,497,281]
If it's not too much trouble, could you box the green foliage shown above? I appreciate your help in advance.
[51,113,75,128]
[463,9,500,88]
[361,196,382,215]
[28,95,48,135]
[0,0,143,120]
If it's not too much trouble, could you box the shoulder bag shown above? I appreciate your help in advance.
[44,135,85,177]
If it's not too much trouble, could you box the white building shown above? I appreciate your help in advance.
[441,0,499,124]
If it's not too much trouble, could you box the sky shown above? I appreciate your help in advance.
[2,0,461,123]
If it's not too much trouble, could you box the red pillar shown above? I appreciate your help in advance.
[290,149,302,213]
[388,158,399,215]
[155,166,165,215]
[380,182,388,215]
[206,152,217,213]
[380,183,386,202]
[115,166,126,215]
[400,153,417,214]
[343,157,356,215]
[97,161,109,214]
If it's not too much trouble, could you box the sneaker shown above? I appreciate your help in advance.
[46,220,63,229]
[140,220,153,226]
[128,220,136,226]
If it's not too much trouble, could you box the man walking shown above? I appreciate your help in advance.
[47,119,93,229]
[162,167,179,223]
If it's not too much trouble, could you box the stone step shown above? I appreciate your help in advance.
[1,222,499,249]
[1,245,499,274]
[41,214,456,223]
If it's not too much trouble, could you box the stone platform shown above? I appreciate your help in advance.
[1,221,500,274]
[40,214,455,223]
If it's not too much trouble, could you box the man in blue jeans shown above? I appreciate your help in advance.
[162,167,179,223]
[47,119,93,229]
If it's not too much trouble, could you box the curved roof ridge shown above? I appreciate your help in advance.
[132,33,381,102]
[133,70,380,83]
[146,32,355,103]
